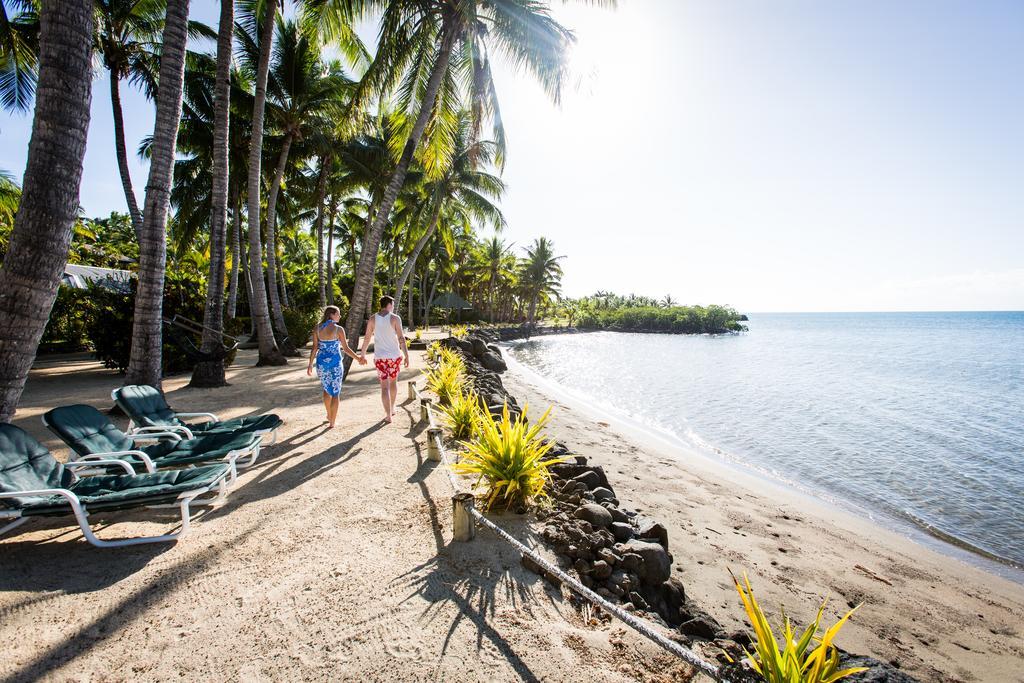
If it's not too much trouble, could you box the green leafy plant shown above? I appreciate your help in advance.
[450,323,468,339]
[425,351,465,406]
[282,306,320,348]
[426,341,442,363]
[414,327,424,342]
[730,570,867,683]
[438,389,482,440]
[454,402,567,511]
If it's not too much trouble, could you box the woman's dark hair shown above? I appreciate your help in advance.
[379,295,395,309]
[321,305,341,323]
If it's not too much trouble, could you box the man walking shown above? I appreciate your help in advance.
[359,296,409,423]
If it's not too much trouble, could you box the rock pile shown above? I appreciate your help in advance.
[438,335,519,419]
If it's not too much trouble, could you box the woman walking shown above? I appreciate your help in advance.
[308,306,364,428]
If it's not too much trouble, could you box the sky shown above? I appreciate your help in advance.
[1,0,1022,312]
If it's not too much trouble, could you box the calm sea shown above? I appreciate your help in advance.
[507,312,1024,570]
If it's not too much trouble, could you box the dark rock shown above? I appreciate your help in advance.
[628,591,649,611]
[592,486,615,503]
[596,548,617,565]
[549,463,610,490]
[605,505,630,524]
[678,608,723,640]
[660,577,686,610]
[607,570,633,596]
[610,522,633,542]
[486,343,502,356]
[636,518,670,550]
[619,552,644,574]
[621,539,673,585]
[469,336,488,357]
[571,470,601,490]
[573,558,590,576]
[574,503,612,528]
[480,351,507,373]
[839,656,919,682]
[591,560,612,580]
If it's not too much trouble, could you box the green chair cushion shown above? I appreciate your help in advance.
[141,432,261,467]
[20,464,229,516]
[187,414,282,435]
[0,424,73,508]
[44,404,134,458]
[114,385,282,436]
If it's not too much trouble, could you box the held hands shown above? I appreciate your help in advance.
[357,354,368,366]
[403,354,410,369]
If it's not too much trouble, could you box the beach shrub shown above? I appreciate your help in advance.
[426,341,442,363]
[414,327,424,342]
[40,287,92,353]
[454,402,567,511]
[283,306,319,348]
[450,323,469,339]
[575,303,746,334]
[729,570,867,683]
[438,389,482,440]
[425,351,465,406]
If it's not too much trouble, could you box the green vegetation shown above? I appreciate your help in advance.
[425,348,465,407]
[730,571,867,683]
[566,293,746,334]
[437,389,481,441]
[454,402,565,511]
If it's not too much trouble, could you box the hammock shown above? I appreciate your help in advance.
[162,315,240,363]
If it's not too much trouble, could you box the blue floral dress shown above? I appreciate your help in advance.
[315,323,344,397]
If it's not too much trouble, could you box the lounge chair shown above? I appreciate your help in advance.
[42,405,262,483]
[0,424,230,547]
[111,385,282,444]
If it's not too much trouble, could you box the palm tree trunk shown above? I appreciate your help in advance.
[245,0,285,366]
[326,192,338,306]
[393,203,441,312]
[342,24,457,367]
[278,255,289,307]
[263,130,296,354]
[109,74,144,242]
[226,181,242,318]
[191,0,233,388]
[313,154,330,308]
[0,0,93,422]
[125,0,191,389]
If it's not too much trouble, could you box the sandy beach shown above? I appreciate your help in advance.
[0,345,694,683]
[502,348,1024,683]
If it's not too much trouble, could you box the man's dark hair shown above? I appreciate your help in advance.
[379,295,395,309]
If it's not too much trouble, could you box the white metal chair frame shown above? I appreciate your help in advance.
[111,390,279,446]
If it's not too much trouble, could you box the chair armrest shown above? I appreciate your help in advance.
[76,451,155,473]
[174,412,219,424]
[65,459,136,476]
[0,488,81,505]
[129,431,182,444]
[130,424,195,440]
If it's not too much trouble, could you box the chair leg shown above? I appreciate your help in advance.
[72,491,206,548]
[0,517,30,539]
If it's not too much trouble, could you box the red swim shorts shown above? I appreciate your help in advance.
[374,357,402,381]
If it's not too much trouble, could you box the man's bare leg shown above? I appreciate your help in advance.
[388,377,399,415]
[380,381,392,423]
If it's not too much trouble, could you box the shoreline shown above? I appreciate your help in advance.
[500,343,1024,682]
[502,343,1024,583]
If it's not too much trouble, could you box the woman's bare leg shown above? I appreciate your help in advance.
[322,391,331,424]
[329,396,340,426]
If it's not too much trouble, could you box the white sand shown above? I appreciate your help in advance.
[1,345,698,682]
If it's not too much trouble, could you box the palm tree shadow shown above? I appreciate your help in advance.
[206,422,384,515]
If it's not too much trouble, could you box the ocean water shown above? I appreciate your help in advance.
[507,312,1024,569]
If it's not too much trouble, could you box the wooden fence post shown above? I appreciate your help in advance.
[452,492,476,541]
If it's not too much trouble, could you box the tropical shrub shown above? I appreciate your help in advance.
[426,341,442,363]
[454,402,567,511]
[450,323,469,339]
[575,303,746,334]
[438,389,482,440]
[730,571,867,683]
[283,306,320,348]
[425,351,465,406]
[414,327,424,342]
[40,288,92,353]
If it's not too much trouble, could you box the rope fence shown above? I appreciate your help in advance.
[408,379,722,680]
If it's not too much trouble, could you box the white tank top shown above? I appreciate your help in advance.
[372,312,401,359]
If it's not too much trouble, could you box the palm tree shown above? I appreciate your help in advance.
[190,0,234,388]
[479,236,513,323]
[0,0,38,112]
[521,237,563,325]
[125,0,191,389]
[392,113,505,312]
[257,18,352,350]
[240,0,285,365]
[340,0,575,360]
[0,0,94,421]
[660,294,677,308]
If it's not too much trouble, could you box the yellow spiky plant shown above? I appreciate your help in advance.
[453,402,567,511]
[450,324,469,339]
[438,389,482,440]
[425,350,465,406]
[729,570,868,683]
